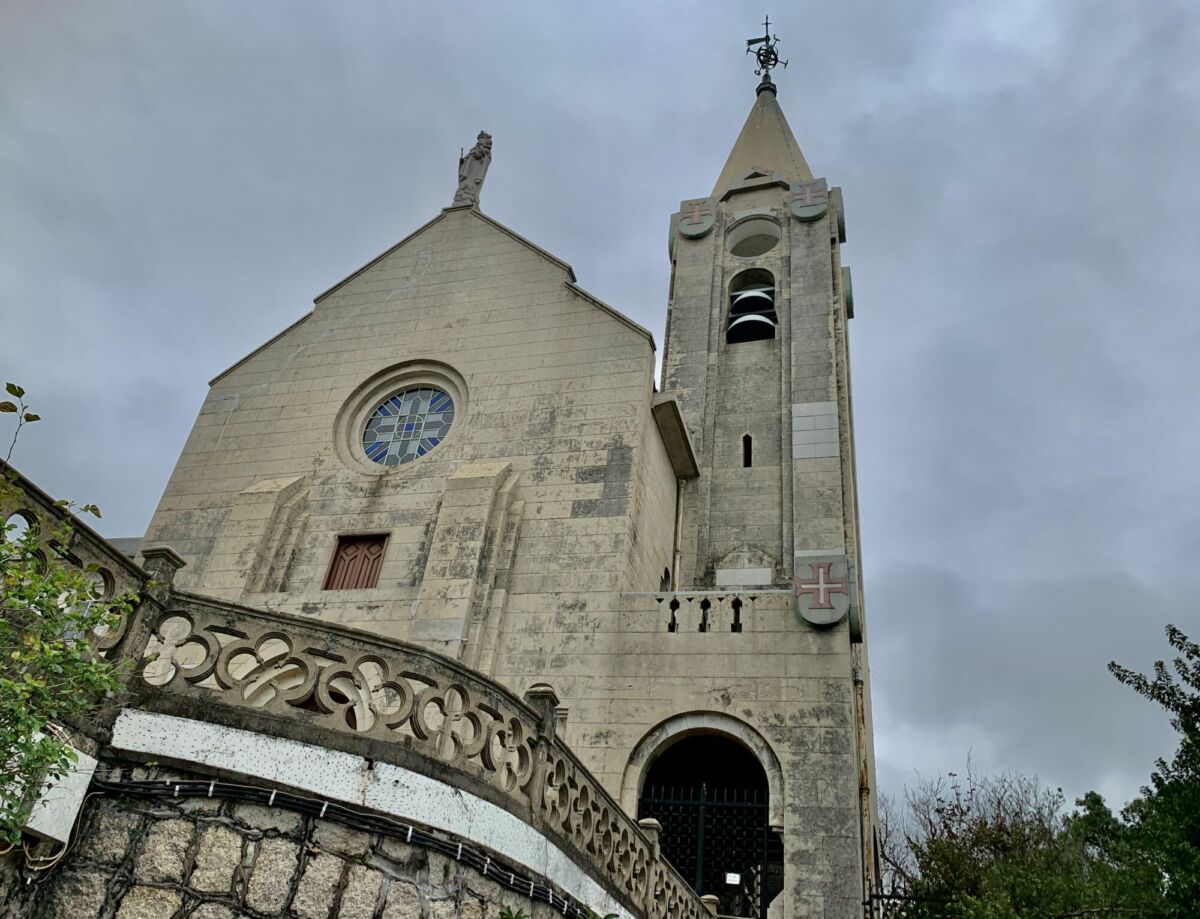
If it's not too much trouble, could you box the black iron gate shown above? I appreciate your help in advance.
[638,783,784,917]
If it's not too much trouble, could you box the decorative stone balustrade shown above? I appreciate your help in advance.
[0,466,707,916]
[625,590,794,634]
[0,461,150,658]
[128,592,707,919]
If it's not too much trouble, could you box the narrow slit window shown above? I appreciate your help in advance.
[323,534,388,590]
[743,434,753,468]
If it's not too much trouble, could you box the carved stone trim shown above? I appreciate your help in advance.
[129,595,706,918]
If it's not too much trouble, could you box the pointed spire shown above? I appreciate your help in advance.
[714,19,809,197]
[713,86,812,198]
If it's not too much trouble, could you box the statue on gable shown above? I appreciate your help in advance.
[452,131,492,207]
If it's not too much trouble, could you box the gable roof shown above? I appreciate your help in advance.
[209,312,312,385]
[314,206,576,304]
[211,206,650,386]
[564,282,655,350]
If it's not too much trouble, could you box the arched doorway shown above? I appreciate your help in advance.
[638,734,784,917]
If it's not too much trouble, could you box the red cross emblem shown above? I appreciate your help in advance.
[792,181,828,207]
[679,198,715,238]
[795,562,848,609]
[791,180,829,222]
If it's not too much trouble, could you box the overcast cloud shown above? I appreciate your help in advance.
[2,0,1197,810]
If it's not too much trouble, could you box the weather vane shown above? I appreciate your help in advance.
[746,15,787,79]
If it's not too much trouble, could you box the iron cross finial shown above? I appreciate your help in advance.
[745,15,787,79]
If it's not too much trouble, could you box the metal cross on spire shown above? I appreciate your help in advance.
[745,15,787,80]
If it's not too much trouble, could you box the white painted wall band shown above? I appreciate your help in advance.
[110,709,629,918]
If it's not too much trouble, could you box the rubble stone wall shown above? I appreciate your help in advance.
[1,770,561,919]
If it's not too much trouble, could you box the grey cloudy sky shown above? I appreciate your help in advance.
[3,1,1198,809]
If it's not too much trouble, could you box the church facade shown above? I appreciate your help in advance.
[1,60,877,919]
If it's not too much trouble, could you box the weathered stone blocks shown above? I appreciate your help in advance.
[75,800,140,866]
[236,802,303,835]
[380,880,423,918]
[46,868,108,918]
[338,864,383,919]
[246,836,299,913]
[293,852,344,919]
[190,905,240,919]
[114,885,183,919]
[135,817,193,883]
[312,821,371,858]
[1,771,610,918]
[190,824,244,894]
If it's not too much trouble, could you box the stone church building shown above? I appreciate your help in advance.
[1,54,877,919]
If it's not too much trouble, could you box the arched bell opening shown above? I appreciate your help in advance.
[637,733,784,917]
[728,269,777,344]
[729,268,774,300]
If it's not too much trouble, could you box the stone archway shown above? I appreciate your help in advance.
[620,711,785,830]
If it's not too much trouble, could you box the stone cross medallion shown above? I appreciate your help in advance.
[794,554,856,628]
[790,178,829,222]
[678,197,715,239]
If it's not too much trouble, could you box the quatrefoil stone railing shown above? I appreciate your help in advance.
[130,593,706,919]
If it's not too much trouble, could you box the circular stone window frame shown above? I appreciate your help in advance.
[725,214,783,258]
[3,509,37,543]
[334,361,469,475]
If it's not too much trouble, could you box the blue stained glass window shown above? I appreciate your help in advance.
[362,387,455,466]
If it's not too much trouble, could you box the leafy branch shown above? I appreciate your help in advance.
[0,382,40,465]
[0,384,130,844]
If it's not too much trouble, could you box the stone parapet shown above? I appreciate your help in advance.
[0,460,153,661]
[115,594,705,919]
[1,467,709,919]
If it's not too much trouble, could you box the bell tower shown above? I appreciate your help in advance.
[663,53,860,606]
[655,32,878,915]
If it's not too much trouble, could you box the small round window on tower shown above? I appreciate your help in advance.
[362,387,454,466]
[726,216,781,257]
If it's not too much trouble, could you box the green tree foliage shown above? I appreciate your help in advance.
[880,768,1159,917]
[1108,625,1200,914]
[878,627,1200,917]
[0,383,132,844]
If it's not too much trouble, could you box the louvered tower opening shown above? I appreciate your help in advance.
[727,268,777,344]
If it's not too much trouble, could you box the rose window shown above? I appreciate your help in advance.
[362,387,454,466]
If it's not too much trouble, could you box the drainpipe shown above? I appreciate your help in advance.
[854,666,874,907]
[671,477,686,590]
